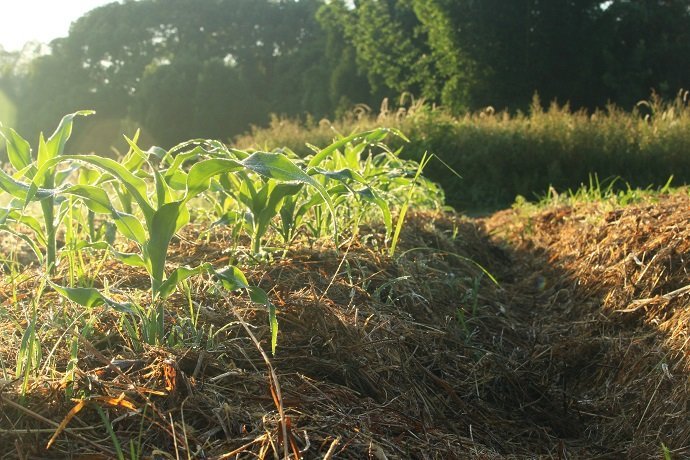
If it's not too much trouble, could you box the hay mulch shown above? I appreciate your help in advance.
[1,192,690,459]
[480,190,690,459]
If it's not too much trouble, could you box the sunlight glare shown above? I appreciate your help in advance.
[0,89,17,129]
[0,1,113,51]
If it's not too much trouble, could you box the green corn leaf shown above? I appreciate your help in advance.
[113,212,148,245]
[213,267,276,353]
[264,183,303,213]
[35,134,51,188]
[162,146,204,173]
[144,201,184,298]
[277,195,299,242]
[238,171,259,205]
[310,167,368,185]
[44,155,153,223]
[241,152,338,239]
[247,286,269,305]
[175,203,190,233]
[42,110,95,165]
[17,215,47,247]
[295,190,326,217]
[121,133,148,172]
[358,188,393,240]
[54,165,81,186]
[77,167,101,186]
[147,145,168,160]
[268,300,278,355]
[184,158,243,201]
[247,285,277,355]
[166,139,231,162]
[241,151,314,183]
[161,168,188,191]
[62,185,147,244]
[0,126,33,174]
[153,167,177,209]
[62,185,114,214]
[343,142,369,168]
[234,176,257,211]
[254,182,270,212]
[49,283,106,308]
[226,147,250,161]
[0,167,53,202]
[216,171,239,193]
[307,128,405,169]
[69,155,153,220]
[0,209,47,246]
[49,281,134,314]
[76,241,147,268]
[254,182,303,245]
[212,265,250,291]
[17,318,40,377]
[389,152,432,256]
[111,250,146,268]
[213,266,271,308]
[157,263,212,300]
[161,140,207,166]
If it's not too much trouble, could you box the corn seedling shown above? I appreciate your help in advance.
[214,171,304,254]
[0,111,436,356]
[28,131,339,351]
[0,111,94,273]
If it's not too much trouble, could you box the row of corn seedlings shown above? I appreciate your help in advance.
[0,111,443,357]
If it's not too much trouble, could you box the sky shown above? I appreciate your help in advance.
[0,1,115,52]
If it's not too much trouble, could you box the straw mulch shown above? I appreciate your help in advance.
[1,193,689,458]
[480,190,690,459]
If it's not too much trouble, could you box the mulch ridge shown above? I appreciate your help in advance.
[1,193,689,458]
[480,190,690,458]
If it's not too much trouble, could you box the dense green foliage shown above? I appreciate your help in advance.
[236,92,690,210]
[1,0,689,154]
[0,112,441,353]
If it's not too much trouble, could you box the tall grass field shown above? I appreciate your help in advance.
[236,91,690,211]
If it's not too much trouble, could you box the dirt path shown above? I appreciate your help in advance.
[474,191,690,458]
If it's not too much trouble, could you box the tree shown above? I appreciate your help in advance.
[11,0,336,149]
[598,0,690,108]
[333,0,440,104]
[316,0,376,113]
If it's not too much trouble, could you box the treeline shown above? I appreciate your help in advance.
[0,0,689,152]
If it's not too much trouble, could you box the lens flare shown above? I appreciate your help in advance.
[0,89,17,128]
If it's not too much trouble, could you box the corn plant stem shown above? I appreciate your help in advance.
[87,210,97,241]
[41,198,56,274]
[156,301,165,345]
[251,230,262,255]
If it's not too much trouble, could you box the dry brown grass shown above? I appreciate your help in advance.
[2,194,690,458]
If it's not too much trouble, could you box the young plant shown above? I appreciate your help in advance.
[0,110,94,273]
[214,172,303,254]
[29,134,336,352]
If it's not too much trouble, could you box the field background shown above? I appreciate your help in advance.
[235,92,690,211]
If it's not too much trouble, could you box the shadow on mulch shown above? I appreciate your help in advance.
[477,191,690,459]
[1,197,689,459]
